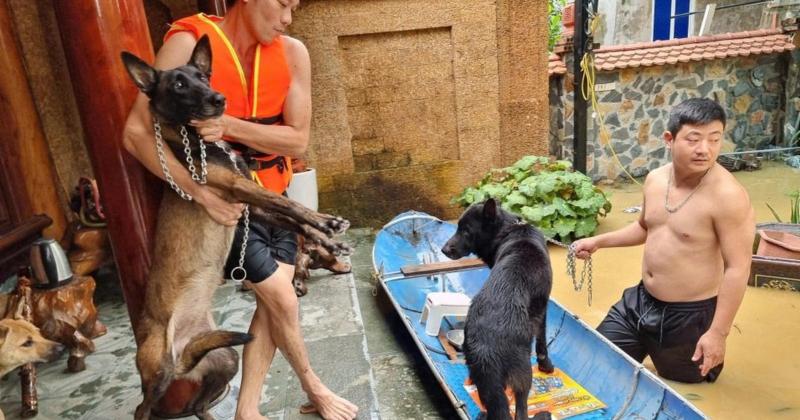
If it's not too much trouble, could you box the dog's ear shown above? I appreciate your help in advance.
[483,198,497,220]
[120,52,158,94]
[190,35,212,76]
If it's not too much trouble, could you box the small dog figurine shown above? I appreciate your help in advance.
[442,199,554,420]
[292,235,352,297]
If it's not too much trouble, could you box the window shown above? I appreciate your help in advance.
[653,0,691,41]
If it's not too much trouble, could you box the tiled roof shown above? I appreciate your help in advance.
[548,53,567,76]
[593,29,795,71]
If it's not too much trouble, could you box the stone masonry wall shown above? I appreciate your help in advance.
[551,54,790,181]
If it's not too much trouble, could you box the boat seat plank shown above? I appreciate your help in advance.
[401,258,485,276]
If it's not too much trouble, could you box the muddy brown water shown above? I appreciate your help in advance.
[548,161,800,419]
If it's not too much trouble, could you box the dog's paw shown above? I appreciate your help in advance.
[314,214,349,235]
[293,277,308,297]
[537,356,555,374]
[332,241,353,257]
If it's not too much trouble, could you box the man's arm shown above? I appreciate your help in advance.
[693,184,755,376]
[122,32,243,226]
[193,37,312,158]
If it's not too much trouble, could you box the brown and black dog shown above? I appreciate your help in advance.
[121,36,350,420]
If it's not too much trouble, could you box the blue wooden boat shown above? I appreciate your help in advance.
[372,211,707,420]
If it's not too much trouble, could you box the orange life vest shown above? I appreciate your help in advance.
[165,13,293,194]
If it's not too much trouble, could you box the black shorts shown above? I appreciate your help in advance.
[597,281,722,383]
[223,218,297,283]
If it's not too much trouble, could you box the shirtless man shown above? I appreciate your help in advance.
[572,98,755,383]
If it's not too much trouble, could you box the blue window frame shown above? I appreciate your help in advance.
[653,0,691,41]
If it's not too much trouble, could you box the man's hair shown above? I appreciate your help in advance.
[226,0,237,8]
[666,98,726,137]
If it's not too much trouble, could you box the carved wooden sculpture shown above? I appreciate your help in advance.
[6,276,106,373]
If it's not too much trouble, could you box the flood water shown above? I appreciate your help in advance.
[548,161,800,419]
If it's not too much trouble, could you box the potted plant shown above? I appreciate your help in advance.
[286,158,318,211]
[453,155,612,243]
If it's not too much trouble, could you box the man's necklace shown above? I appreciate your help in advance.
[664,167,711,213]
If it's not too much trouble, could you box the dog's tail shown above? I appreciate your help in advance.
[175,330,253,375]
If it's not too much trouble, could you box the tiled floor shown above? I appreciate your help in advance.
[0,229,456,419]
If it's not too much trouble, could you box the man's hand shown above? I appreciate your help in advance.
[571,237,599,260]
[692,330,726,377]
[194,186,244,226]
[190,115,230,142]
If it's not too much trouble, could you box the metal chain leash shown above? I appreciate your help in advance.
[180,125,207,184]
[153,118,250,281]
[229,204,250,282]
[207,140,252,282]
[212,141,251,281]
[546,236,593,306]
[154,118,194,201]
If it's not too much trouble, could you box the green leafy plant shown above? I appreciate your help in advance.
[766,189,800,224]
[548,0,567,52]
[453,156,612,242]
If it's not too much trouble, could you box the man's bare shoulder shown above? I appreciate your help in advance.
[281,35,310,64]
[643,165,669,189]
[154,31,197,70]
[709,164,752,213]
[710,164,748,195]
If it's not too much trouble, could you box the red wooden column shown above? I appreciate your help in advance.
[51,0,160,331]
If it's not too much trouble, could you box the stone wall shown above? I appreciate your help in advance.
[291,0,549,226]
[551,54,792,181]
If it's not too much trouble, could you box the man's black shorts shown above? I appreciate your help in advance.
[223,218,297,283]
[597,281,723,383]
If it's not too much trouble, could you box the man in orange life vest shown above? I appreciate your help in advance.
[122,1,358,419]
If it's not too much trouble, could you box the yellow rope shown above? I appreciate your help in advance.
[250,170,264,187]
[579,12,642,186]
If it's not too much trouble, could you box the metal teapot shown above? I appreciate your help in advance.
[29,238,73,289]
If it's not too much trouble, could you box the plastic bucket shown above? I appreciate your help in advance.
[286,168,318,211]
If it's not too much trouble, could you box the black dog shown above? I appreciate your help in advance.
[442,199,554,420]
